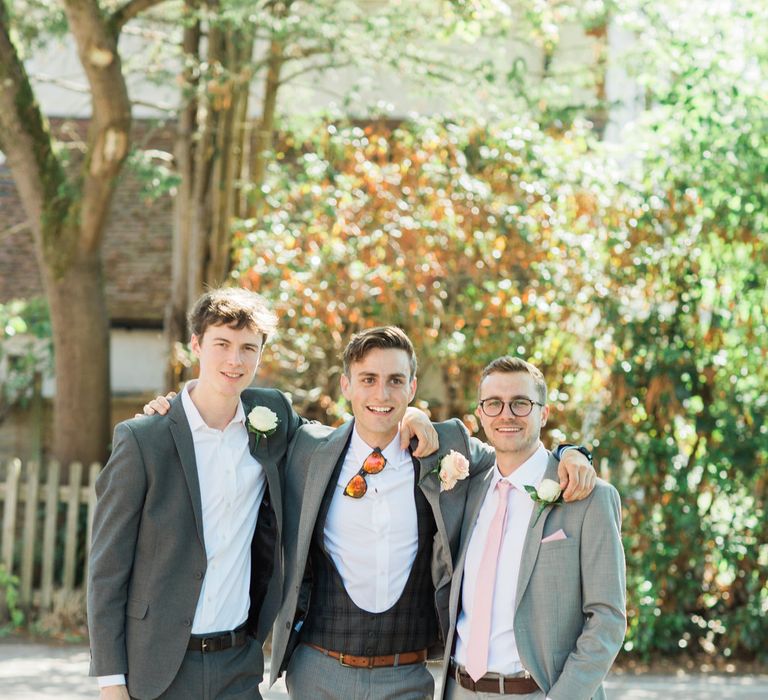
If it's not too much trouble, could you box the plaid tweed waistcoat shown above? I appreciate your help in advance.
[300,453,438,655]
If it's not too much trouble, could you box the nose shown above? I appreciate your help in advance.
[499,402,517,418]
[228,346,243,365]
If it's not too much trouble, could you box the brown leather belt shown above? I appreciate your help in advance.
[188,626,248,653]
[449,662,541,695]
[306,643,428,669]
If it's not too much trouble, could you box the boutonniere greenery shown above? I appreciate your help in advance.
[420,449,470,492]
[247,406,279,447]
[525,478,564,527]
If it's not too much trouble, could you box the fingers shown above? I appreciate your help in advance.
[142,395,172,416]
[411,428,439,458]
[558,455,594,502]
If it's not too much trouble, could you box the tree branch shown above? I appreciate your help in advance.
[0,3,68,242]
[61,0,136,251]
[111,0,168,33]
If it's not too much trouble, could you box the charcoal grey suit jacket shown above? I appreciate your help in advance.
[87,388,302,700]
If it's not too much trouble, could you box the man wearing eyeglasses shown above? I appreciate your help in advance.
[270,329,597,699]
[438,356,626,700]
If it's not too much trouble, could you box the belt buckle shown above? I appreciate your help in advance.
[338,652,353,668]
[200,637,212,653]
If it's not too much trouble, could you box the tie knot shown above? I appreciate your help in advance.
[496,480,512,494]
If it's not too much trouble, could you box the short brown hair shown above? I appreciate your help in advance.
[342,326,417,379]
[479,356,547,403]
[188,287,277,343]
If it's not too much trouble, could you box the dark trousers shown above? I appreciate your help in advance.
[136,637,264,700]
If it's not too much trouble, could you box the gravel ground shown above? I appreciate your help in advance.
[1,642,766,699]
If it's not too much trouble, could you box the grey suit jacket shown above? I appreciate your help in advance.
[87,388,302,700]
[440,454,626,700]
[269,418,497,685]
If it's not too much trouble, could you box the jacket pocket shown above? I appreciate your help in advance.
[126,597,149,619]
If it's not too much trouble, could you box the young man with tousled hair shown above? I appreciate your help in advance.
[439,356,626,700]
[270,329,597,700]
[88,290,437,700]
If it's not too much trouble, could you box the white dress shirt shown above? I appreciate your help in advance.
[99,382,266,688]
[323,426,418,612]
[454,443,549,677]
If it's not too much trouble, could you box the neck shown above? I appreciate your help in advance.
[496,444,539,477]
[188,383,240,431]
[355,424,398,451]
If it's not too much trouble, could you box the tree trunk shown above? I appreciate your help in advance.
[165,3,201,389]
[45,248,111,465]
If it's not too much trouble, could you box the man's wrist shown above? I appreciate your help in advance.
[555,443,593,463]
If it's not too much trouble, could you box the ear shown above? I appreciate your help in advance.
[408,377,417,402]
[340,373,351,400]
[540,404,550,427]
[190,334,202,358]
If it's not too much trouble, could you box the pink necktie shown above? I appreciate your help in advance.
[465,480,512,682]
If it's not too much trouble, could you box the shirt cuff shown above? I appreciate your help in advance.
[97,675,126,687]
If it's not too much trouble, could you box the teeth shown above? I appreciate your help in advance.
[368,406,392,413]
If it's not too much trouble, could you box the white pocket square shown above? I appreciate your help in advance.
[541,528,567,543]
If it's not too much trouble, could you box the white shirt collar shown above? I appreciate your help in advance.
[491,442,549,497]
[350,424,409,471]
[180,380,245,433]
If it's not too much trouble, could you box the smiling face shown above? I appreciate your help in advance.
[340,347,417,449]
[477,370,549,473]
[190,323,264,400]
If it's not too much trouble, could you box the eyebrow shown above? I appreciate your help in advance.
[358,372,408,380]
[211,336,259,348]
[480,394,535,401]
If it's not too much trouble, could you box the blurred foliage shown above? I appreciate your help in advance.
[0,298,52,425]
[0,564,24,632]
[231,0,768,662]
[5,0,766,664]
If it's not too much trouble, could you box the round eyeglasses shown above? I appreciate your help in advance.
[478,398,544,418]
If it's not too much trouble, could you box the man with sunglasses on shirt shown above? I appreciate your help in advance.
[270,327,596,700]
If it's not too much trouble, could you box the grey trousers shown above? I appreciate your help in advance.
[285,643,434,700]
[142,637,264,700]
[443,676,545,700]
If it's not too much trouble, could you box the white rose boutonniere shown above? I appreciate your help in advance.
[524,478,564,527]
[247,406,280,447]
[420,450,470,492]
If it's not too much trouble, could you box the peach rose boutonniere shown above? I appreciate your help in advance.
[247,406,279,447]
[420,450,470,492]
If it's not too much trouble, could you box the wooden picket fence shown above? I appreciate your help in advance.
[0,458,100,609]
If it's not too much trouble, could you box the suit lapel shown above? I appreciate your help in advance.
[415,449,453,587]
[449,467,495,626]
[514,454,560,611]
[168,396,205,545]
[295,421,354,570]
[243,395,282,530]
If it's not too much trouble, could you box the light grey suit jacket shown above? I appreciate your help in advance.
[87,389,302,700]
[269,418,497,685]
[440,453,626,700]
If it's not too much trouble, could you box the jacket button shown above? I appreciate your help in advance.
[194,571,203,580]
[184,618,192,627]
[286,621,291,630]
